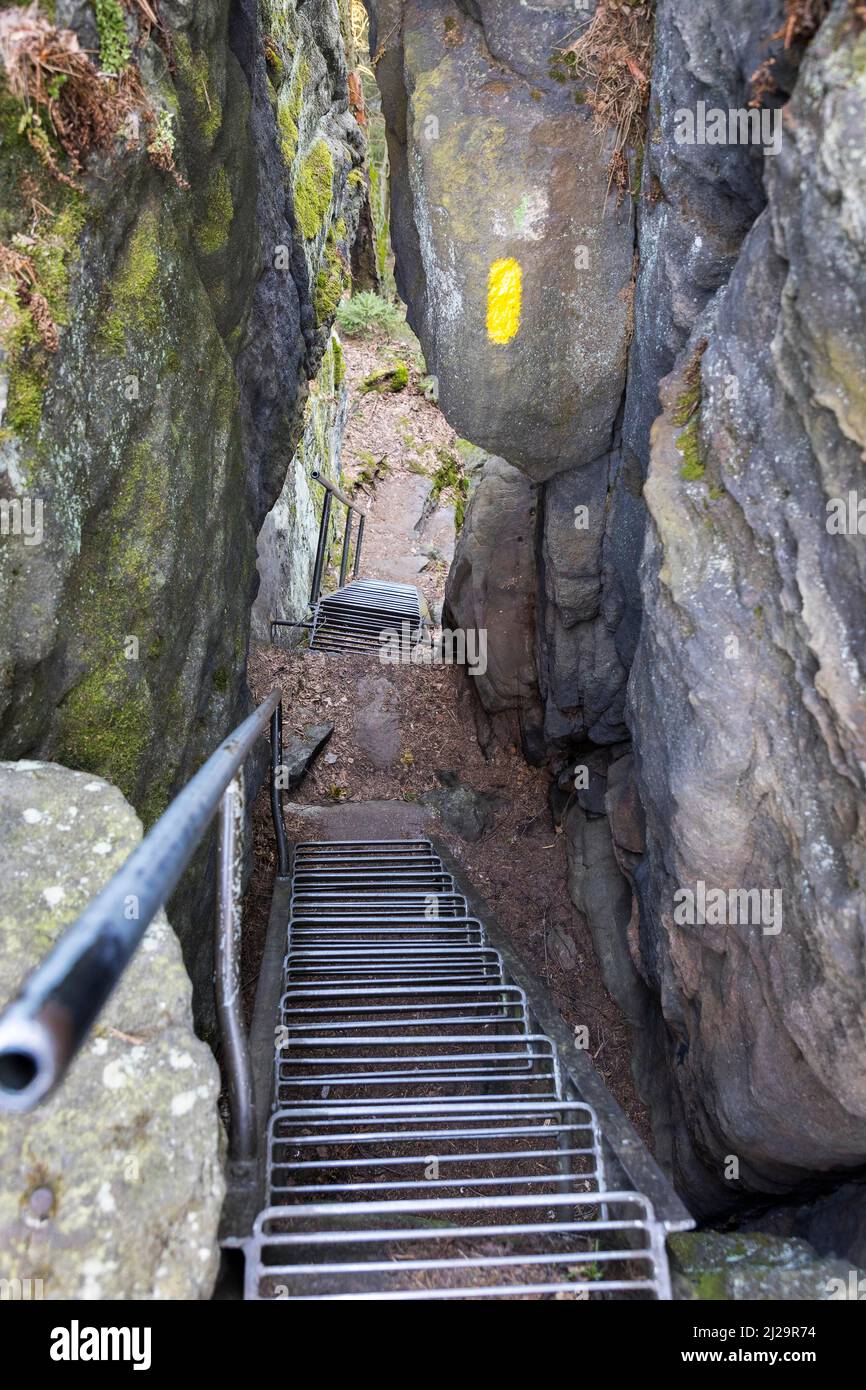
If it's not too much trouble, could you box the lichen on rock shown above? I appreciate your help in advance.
[0,761,224,1299]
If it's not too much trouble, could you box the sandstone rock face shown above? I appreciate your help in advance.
[629,3,866,1208]
[0,763,224,1299]
[365,0,634,480]
[444,454,543,759]
[0,1,363,1029]
[373,0,866,1225]
[669,1232,863,1302]
[614,0,791,673]
[251,331,349,643]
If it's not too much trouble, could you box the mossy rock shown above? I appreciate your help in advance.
[360,361,409,395]
[669,1231,864,1301]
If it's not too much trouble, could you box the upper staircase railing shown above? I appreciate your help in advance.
[0,689,289,1163]
[271,470,367,643]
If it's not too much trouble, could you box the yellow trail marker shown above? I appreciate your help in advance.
[486,257,522,345]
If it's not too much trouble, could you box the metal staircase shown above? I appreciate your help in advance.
[244,839,676,1300]
[309,579,422,654]
[272,472,424,656]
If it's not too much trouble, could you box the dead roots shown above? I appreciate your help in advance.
[0,4,181,186]
[555,1,655,194]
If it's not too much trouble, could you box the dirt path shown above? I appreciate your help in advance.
[243,319,652,1146]
[340,332,461,612]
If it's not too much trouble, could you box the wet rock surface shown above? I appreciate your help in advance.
[0,763,223,1299]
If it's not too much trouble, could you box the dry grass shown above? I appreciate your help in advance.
[0,242,58,350]
[0,4,182,186]
[751,0,865,102]
[555,1,654,195]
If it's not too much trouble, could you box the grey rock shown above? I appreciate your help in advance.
[422,771,501,842]
[628,3,866,1209]
[252,333,349,643]
[0,1,364,1038]
[282,723,334,791]
[747,1179,866,1273]
[444,455,544,761]
[669,1232,863,1302]
[563,801,649,1034]
[353,675,401,769]
[0,762,224,1299]
[366,0,634,479]
[538,456,628,748]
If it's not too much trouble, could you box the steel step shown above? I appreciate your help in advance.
[308,581,423,654]
[245,839,674,1299]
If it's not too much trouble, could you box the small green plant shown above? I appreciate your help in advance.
[430,447,470,530]
[674,337,708,482]
[93,0,131,76]
[335,291,404,338]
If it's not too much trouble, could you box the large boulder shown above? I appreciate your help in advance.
[628,2,866,1209]
[365,0,634,480]
[0,762,224,1299]
[444,454,543,759]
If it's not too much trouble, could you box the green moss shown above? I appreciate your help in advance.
[314,230,349,323]
[348,168,365,189]
[332,335,345,387]
[295,139,334,239]
[277,87,300,165]
[174,35,222,146]
[677,417,705,480]
[0,181,85,443]
[213,666,229,694]
[57,441,173,805]
[60,670,152,804]
[360,361,409,395]
[195,167,234,255]
[100,208,162,353]
[430,447,470,530]
[92,0,131,76]
[673,338,708,482]
[672,379,701,428]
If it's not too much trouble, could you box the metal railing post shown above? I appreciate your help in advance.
[270,702,290,877]
[0,687,283,1114]
[215,772,257,1162]
[353,513,365,577]
[309,491,332,607]
[339,507,353,588]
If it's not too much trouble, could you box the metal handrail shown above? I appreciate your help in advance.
[0,688,290,1161]
[309,469,365,605]
[271,471,367,641]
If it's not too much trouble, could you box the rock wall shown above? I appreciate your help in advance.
[370,0,866,1220]
[251,328,349,643]
[629,0,866,1208]
[0,762,223,1299]
[0,0,363,1028]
